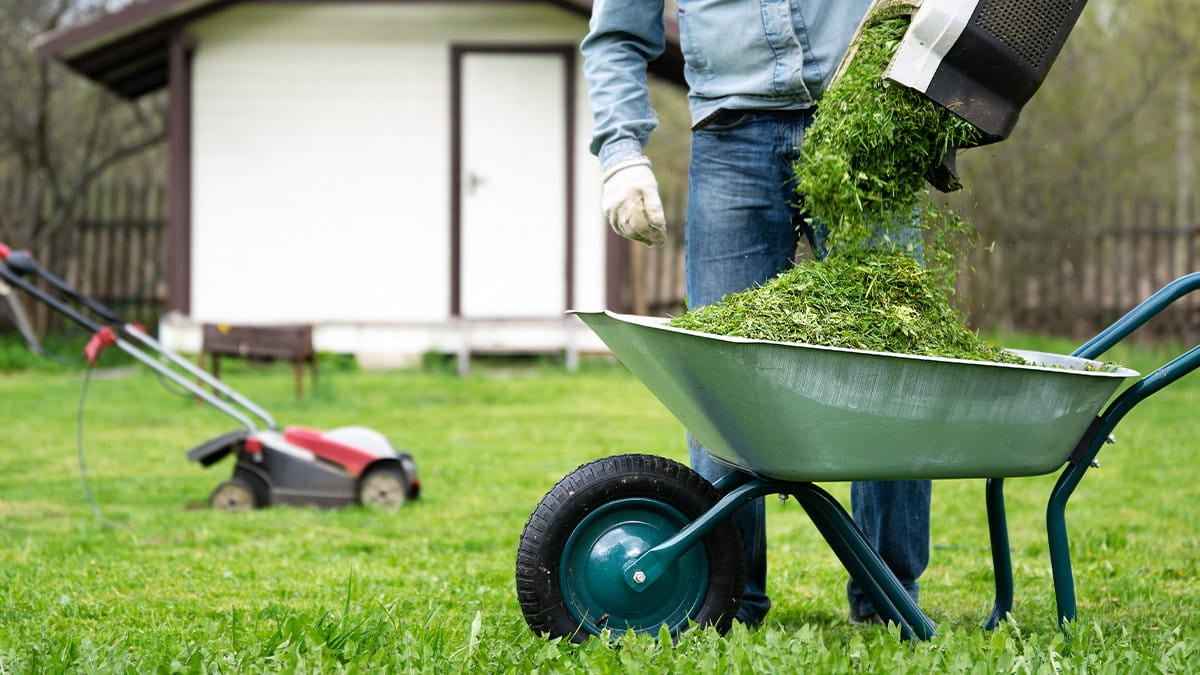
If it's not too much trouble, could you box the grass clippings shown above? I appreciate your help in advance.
[670,8,1026,366]
[794,13,984,256]
[670,250,1022,363]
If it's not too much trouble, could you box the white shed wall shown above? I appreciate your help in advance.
[183,3,607,360]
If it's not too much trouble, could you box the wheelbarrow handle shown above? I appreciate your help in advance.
[1042,340,1200,635]
[1042,271,1200,634]
[1073,271,1200,360]
[1073,271,1200,428]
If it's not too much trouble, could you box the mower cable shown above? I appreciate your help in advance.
[76,365,125,529]
[39,343,86,368]
[152,367,200,400]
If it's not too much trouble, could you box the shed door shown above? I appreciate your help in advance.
[457,50,569,318]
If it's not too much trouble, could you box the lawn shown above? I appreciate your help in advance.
[1,335,1199,673]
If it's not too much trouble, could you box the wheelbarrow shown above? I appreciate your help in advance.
[515,272,1200,642]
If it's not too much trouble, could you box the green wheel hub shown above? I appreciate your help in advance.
[559,497,710,637]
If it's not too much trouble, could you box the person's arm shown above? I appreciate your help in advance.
[581,0,669,247]
[582,0,666,169]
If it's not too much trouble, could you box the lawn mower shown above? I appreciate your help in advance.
[0,242,420,512]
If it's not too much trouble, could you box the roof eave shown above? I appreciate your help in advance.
[34,0,217,62]
[35,0,686,99]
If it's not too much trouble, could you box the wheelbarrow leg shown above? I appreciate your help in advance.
[1047,474,1079,634]
[627,477,935,640]
[1045,433,1108,635]
[1046,417,1116,637]
[1046,343,1200,637]
[985,477,1014,630]
[789,483,937,640]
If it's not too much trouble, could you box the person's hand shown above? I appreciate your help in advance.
[602,157,667,247]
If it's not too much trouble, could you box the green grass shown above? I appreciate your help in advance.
[2,338,1199,673]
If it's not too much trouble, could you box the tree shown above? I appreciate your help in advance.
[941,0,1200,331]
[955,0,1200,223]
[0,0,165,251]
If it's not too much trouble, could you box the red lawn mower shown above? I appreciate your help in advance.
[0,242,420,512]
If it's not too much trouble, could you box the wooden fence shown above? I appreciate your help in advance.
[0,178,166,337]
[962,202,1200,343]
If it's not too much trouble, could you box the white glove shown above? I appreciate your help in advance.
[602,157,667,248]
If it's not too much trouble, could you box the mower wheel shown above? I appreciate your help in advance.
[233,467,270,507]
[209,478,259,512]
[358,466,408,510]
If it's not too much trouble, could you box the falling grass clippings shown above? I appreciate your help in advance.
[669,7,1034,366]
[794,13,985,261]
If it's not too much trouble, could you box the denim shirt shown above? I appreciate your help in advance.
[582,0,872,171]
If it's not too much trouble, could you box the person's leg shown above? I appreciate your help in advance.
[685,108,811,627]
[839,215,931,621]
[847,480,932,621]
[801,201,935,622]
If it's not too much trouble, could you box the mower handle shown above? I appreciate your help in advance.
[0,243,279,430]
[0,260,262,433]
[1,245,123,325]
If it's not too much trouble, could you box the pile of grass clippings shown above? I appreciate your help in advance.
[669,6,1023,364]
[670,250,1024,363]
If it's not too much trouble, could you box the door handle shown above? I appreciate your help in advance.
[465,171,487,194]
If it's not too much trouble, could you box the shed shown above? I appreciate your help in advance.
[35,0,685,367]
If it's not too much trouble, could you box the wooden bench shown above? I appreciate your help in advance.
[198,323,317,398]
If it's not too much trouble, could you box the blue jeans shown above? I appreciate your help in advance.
[684,108,932,624]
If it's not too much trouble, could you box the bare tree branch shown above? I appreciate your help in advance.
[0,0,166,250]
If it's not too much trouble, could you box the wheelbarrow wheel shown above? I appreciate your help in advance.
[515,453,745,642]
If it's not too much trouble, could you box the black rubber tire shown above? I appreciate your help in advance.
[358,465,409,510]
[515,453,745,643]
[398,453,421,501]
[233,466,270,507]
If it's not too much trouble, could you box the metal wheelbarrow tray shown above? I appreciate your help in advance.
[576,311,1136,482]
[516,273,1200,644]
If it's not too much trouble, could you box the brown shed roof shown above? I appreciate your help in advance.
[34,0,686,100]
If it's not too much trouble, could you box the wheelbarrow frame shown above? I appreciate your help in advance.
[518,271,1200,642]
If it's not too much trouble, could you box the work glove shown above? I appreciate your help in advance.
[602,157,667,248]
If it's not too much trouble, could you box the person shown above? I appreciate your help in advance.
[580,0,932,627]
